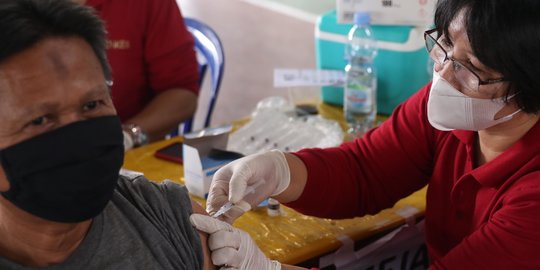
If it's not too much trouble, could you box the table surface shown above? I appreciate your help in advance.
[123,102,426,265]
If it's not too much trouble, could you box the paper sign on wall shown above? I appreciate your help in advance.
[273,69,345,88]
[337,0,436,26]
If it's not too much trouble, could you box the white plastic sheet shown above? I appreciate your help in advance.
[227,97,343,155]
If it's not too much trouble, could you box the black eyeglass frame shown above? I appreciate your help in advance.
[424,28,506,91]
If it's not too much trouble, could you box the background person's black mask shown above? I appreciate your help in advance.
[0,115,124,223]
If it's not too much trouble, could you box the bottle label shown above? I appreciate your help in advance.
[345,83,372,112]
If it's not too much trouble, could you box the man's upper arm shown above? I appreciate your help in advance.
[115,176,210,268]
[191,200,216,270]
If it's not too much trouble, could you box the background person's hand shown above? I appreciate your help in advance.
[206,150,290,223]
[122,130,134,151]
[190,214,282,270]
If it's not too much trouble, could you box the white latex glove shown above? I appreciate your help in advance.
[190,213,281,270]
[206,150,290,223]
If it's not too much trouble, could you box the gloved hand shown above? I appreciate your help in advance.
[206,150,290,223]
[190,214,281,270]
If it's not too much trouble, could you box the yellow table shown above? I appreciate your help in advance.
[123,103,426,265]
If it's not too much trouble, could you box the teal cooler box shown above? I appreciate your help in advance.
[316,10,431,115]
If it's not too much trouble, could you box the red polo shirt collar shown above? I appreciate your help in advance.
[451,120,540,188]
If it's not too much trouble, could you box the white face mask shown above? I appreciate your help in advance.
[427,72,520,131]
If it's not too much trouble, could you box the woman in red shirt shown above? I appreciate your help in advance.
[83,0,200,147]
[193,0,540,269]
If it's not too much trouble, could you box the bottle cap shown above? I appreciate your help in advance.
[354,12,371,26]
[267,198,281,217]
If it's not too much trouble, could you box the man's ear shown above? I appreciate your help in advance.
[0,167,10,192]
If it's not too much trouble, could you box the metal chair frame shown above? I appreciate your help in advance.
[181,17,225,134]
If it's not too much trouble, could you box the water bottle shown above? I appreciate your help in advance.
[344,12,378,139]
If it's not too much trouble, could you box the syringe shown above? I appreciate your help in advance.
[211,180,266,219]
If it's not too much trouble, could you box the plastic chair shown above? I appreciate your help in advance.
[180,17,225,134]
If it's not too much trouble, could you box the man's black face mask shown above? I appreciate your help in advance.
[0,116,124,223]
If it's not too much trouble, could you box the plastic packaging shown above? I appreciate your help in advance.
[343,12,378,138]
[227,97,343,156]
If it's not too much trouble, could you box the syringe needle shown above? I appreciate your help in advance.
[211,180,266,219]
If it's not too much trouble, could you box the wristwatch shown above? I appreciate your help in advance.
[122,124,149,147]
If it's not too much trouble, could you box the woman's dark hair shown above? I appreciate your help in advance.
[0,0,111,80]
[434,0,540,113]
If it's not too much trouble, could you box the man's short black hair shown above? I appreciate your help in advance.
[0,0,111,80]
[435,0,540,113]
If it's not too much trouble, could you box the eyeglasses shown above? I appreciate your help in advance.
[424,28,505,92]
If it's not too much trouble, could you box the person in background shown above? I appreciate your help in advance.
[80,0,200,149]
[0,0,213,269]
[192,0,540,269]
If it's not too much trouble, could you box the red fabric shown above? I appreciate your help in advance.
[86,0,199,121]
[287,83,540,269]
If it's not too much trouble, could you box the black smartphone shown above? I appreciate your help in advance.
[295,104,318,116]
[154,142,183,164]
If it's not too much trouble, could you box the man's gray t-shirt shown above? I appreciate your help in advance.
[0,175,204,269]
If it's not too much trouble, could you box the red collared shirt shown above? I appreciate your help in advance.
[288,83,540,269]
[86,0,199,121]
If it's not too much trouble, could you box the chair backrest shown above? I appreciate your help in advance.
[181,18,225,134]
